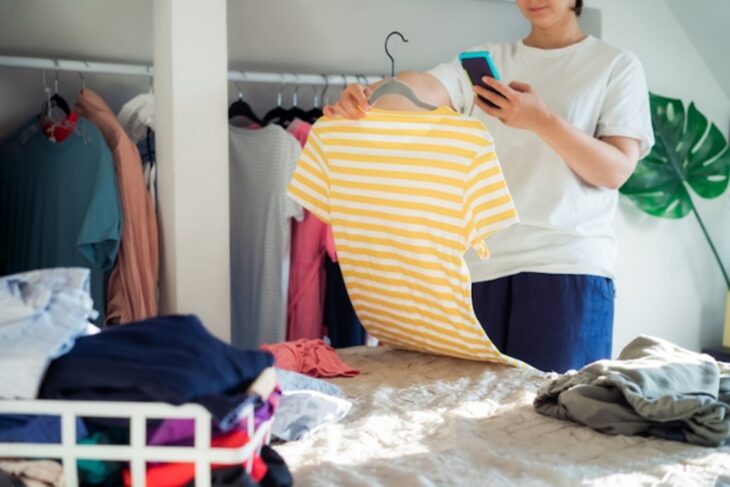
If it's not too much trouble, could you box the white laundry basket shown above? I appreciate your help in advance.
[0,399,273,487]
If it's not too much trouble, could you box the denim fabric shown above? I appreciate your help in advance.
[472,272,615,373]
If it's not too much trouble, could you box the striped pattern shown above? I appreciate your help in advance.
[288,107,521,365]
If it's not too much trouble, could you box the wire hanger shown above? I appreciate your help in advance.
[305,74,326,123]
[263,73,290,126]
[320,74,331,107]
[228,73,263,125]
[78,61,90,93]
[42,61,71,116]
[368,31,437,111]
[285,73,309,124]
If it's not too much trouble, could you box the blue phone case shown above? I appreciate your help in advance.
[459,51,503,108]
[458,51,501,81]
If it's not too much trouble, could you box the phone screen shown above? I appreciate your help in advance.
[460,54,504,109]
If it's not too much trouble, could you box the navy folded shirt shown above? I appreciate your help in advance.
[39,314,274,429]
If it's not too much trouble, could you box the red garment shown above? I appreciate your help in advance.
[286,119,337,341]
[41,111,78,143]
[122,430,267,487]
[260,339,360,378]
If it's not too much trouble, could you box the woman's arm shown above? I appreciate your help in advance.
[323,72,453,119]
[474,77,641,190]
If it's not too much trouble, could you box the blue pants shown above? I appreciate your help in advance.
[472,273,615,373]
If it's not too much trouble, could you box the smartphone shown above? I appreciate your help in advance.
[459,51,503,108]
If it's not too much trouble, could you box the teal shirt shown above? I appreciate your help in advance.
[0,117,122,320]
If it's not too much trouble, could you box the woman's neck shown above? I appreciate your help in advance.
[523,17,586,49]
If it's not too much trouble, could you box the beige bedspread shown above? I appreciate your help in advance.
[276,346,730,486]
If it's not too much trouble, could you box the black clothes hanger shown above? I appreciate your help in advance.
[263,75,291,126]
[282,75,309,126]
[305,74,327,123]
[40,68,71,117]
[228,97,262,125]
[228,80,263,125]
[48,93,71,116]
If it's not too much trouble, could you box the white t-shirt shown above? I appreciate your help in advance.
[428,36,654,282]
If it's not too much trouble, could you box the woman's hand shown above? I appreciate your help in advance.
[474,77,552,133]
[323,83,372,119]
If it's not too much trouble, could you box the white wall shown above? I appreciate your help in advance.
[154,0,231,340]
[665,0,730,101]
[226,0,600,115]
[592,0,730,353]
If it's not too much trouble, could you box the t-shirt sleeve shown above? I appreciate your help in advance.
[427,55,475,115]
[595,50,655,158]
[287,127,331,224]
[463,131,519,259]
[77,141,122,271]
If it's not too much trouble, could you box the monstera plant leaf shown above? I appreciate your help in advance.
[620,93,730,219]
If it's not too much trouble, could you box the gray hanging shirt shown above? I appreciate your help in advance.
[229,124,302,348]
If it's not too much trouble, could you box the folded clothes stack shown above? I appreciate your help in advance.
[0,268,293,487]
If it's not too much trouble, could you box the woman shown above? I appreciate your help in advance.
[324,0,654,372]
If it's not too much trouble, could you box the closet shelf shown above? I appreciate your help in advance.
[0,399,273,487]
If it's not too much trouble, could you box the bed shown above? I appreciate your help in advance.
[276,346,730,486]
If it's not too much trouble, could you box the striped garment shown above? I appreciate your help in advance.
[288,106,521,366]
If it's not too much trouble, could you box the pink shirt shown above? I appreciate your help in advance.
[286,119,336,341]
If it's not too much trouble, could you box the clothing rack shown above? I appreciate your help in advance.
[0,54,384,86]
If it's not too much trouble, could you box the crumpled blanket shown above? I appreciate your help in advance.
[534,335,730,446]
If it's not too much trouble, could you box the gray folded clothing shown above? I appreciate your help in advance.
[275,368,343,397]
[534,335,730,446]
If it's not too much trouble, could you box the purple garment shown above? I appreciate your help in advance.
[147,389,281,447]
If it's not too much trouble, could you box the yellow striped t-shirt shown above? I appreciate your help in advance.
[287,106,521,366]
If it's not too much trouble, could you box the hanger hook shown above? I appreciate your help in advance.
[311,81,320,109]
[79,61,90,91]
[234,77,244,101]
[385,31,408,78]
[53,59,60,94]
[293,74,301,107]
[319,74,329,107]
[42,69,49,93]
[146,65,153,94]
[277,73,286,108]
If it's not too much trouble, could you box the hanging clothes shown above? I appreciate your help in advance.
[285,119,336,341]
[117,94,157,209]
[76,89,159,324]
[288,108,523,365]
[0,117,122,322]
[117,93,155,142]
[138,129,157,209]
[323,256,366,348]
[229,124,303,348]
